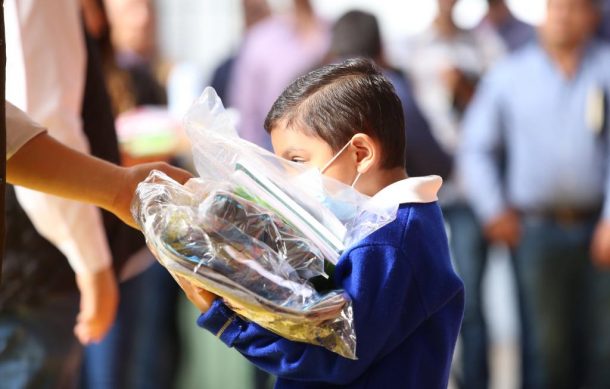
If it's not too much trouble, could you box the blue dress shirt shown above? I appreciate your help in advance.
[459,39,610,223]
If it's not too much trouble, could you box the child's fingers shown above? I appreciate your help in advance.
[175,276,217,312]
[174,276,195,297]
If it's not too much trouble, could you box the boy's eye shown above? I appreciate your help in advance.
[290,156,307,164]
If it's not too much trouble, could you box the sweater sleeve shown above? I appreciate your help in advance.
[197,244,428,385]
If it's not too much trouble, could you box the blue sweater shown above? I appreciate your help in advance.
[198,202,464,388]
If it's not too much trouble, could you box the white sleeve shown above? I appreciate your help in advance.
[5,101,46,159]
[5,0,112,275]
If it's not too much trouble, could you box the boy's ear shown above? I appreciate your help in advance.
[350,133,379,174]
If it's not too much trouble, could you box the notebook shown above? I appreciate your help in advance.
[233,160,345,264]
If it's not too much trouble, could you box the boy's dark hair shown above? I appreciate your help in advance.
[264,58,406,169]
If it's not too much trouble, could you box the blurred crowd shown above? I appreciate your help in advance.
[2,0,610,388]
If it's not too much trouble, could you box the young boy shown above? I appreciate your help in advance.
[179,58,464,388]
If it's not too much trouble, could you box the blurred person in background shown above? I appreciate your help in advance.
[404,1,506,388]
[209,0,271,103]
[598,0,610,40]
[103,0,167,112]
[227,0,330,149]
[406,0,505,160]
[326,10,451,180]
[79,0,181,388]
[0,0,148,386]
[477,0,535,52]
[168,0,271,130]
[459,0,610,387]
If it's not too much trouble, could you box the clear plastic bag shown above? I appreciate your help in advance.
[132,87,399,360]
[183,88,398,258]
[134,172,355,358]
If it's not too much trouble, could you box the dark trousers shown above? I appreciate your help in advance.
[445,205,491,389]
[81,262,180,389]
[0,294,80,389]
[514,215,610,389]
[445,205,529,389]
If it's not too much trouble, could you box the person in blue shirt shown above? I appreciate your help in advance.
[598,0,610,41]
[459,0,610,387]
[178,58,465,388]
[478,0,535,53]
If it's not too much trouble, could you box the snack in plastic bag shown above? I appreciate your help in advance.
[132,87,400,360]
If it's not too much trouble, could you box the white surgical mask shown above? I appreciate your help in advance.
[295,140,363,222]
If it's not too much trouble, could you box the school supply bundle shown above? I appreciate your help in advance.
[132,88,398,359]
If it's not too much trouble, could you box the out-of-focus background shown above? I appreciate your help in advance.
[3,0,610,388]
[157,0,545,104]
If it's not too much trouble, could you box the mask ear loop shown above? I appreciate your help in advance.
[351,171,362,189]
[320,141,352,174]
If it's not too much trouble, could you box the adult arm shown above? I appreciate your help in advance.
[457,67,520,246]
[591,86,610,267]
[7,131,192,230]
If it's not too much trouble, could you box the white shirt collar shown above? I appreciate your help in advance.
[367,175,443,209]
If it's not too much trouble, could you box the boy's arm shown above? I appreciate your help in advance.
[195,245,429,385]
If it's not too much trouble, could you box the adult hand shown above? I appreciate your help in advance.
[441,67,463,94]
[74,266,119,344]
[591,220,610,268]
[484,209,521,248]
[110,162,192,229]
[441,67,476,112]
[175,276,218,313]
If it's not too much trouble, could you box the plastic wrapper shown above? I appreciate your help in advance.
[132,87,399,360]
[134,172,355,358]
[182,88,398,255]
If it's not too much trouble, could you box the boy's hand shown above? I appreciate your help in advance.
[111,162,192,229]
[175,276,218,313]
[592,220,610,268]
[74,266,119,344]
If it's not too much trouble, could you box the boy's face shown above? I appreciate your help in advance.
[270,120,358,186]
